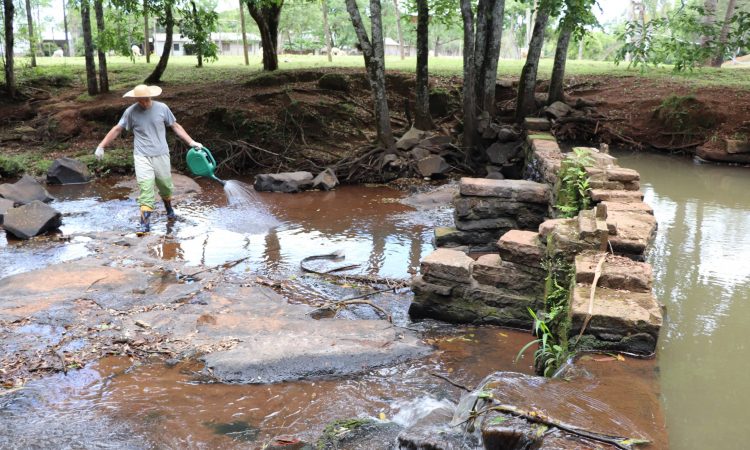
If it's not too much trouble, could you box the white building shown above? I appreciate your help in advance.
[153,32,262,57]
[384,37,417,57]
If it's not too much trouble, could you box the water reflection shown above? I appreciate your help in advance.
[615,151,750,450]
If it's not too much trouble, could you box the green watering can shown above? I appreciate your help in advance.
[186,146,225,185]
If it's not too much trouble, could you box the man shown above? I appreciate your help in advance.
[95,84,202,234]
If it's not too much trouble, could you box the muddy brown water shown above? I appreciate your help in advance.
[615,151,750,450]
[1,176,668,448]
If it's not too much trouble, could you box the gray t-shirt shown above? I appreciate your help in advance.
[117,101,176,157]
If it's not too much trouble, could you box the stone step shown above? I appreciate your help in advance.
[570,283,662,354]
[606,209,657,257]
[473,254,545,293]
[524,117,551,131]
[459,177,550,204]
[434,226,504,252]
[601,200,653,215]
[420,248,475,285]
[453,197,548,222]
[589,179,641,191]
[497,230,546,268]
[527,138,562,185]
[575,252,653,292]
[590,189,644,203]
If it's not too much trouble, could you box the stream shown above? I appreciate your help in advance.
[1,155,737,448]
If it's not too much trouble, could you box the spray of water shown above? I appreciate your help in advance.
[389,396,456,428]
[217,180,281,233]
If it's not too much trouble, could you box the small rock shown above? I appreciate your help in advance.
[312,168,338,191]
[477,111,491,134]
[524,117,551,131]
[254,171,314,193]
[485,141,520,165]
[407,146,432,160]
[416,155,450,178]
[0,175,55,205]
[545,101,573,120]
[396,127,430,151]
[495,126,520,143]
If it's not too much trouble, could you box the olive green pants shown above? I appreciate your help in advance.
[134,154,173,212]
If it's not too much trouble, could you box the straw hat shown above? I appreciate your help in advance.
[123,84,162,98]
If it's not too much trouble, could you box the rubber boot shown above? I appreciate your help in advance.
[163,199,176,220]
[138,209,152,235]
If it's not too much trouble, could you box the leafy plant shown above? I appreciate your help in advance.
[516,307,573,378]
[555,148,592,218]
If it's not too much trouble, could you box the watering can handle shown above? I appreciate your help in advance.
[195,146,217,168]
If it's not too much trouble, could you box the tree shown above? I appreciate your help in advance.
[712,0,737,66]
[413,0,431,129]
[180,0,219,67]
[548,0,597,104]
[701,0,717,50]
[2,0,15,99]
[460,0,506,163]
[81,0,99,95]
[239,0,249,64]
[345,0,394,149]
[321,0,332,61]
[246,0,283,71]
[63,0,71,55]
[25,0,36,67]
[145,1,174,82]
[515,0,553,123]
[94,0,108,92]
[392,0,404,59]
[143,0,150,62]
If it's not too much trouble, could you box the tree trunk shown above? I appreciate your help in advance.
[478,0,505,114]
[392,0,405,59]
[63,0,70,56]
[81,0,98,95]
[190,0,203,67]
[434,35,440,57]
[3,0,16,99]
[321,0,332,62]
[145,4,173,83]
[344,0,394,149]
[701,0,717,48]
[247,0,283,71]
[459,0,478,161]
[94,0,108,92]
[548,23,572,104]
[239,0,249,65]
[414,0,432,130]
[577,37,584,59]
[143,0,150,63]
[712,0,737,67]
[24,0,36,67]
[472,0,488,104]
[515,8,548,123]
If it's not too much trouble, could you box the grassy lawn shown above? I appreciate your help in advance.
[6,54,750,92]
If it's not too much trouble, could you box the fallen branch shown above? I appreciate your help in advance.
[430,372,472,392]
[183,256,251,279]
[310,298,392,322]
[576,253,607,344]
[480,403,650,450]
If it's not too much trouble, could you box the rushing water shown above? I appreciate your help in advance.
[615,151,750,450]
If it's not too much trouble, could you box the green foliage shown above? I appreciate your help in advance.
[615,5,750,72]
[179,0,219,65]
[316,418,375,449]
[0,155,28,178]
[96,6,143,58]
[78,147,134,175]
[555,147,592,218]
[516,306,573,378]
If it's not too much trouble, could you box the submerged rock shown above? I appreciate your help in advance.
[316,418,402,450]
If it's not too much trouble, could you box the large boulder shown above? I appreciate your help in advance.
[396,127,430,151]
[0,197,14,225]
[485,141,521,165]
[254,171,314,193]
[0,175,55,205]
[2,200,62,239]
[46,157,91,185]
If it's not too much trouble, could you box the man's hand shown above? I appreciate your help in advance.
[190,141,203,149]
[95,146,105,161]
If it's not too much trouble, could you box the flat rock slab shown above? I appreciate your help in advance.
[473,254,545,293]
[2,200,62,240]
[420,248,475,284]
[601,200,653,215]
[0,175,55,205]
[527,138,563,184]
[401,183,458,210]
[570,283,662,354]
[697,145,750,164]
[134,283,429,383]
[524,117,551,131]
[590,189,644,203]
[459,177,550,204]
[0,197,14,224]
[606,209,657,256]
[575,252,653,292]
[497,230,545,268]
[433,226,504,253]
